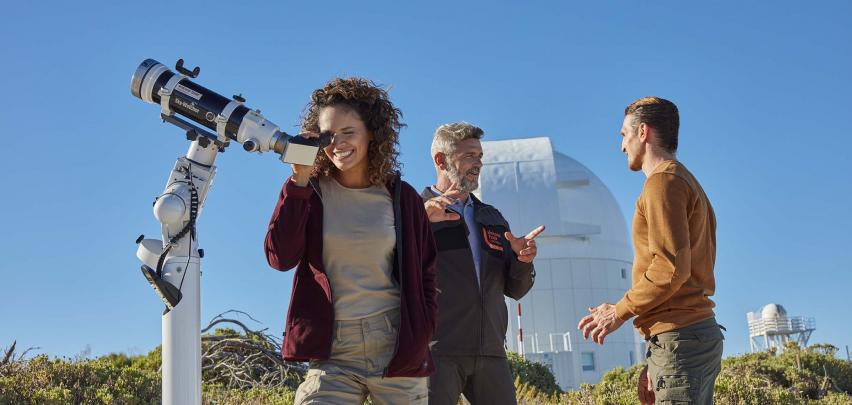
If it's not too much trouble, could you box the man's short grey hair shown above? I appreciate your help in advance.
[430,122,485,158]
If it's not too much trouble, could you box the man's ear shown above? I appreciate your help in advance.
[434,152,446,170]
[639,123,651,143]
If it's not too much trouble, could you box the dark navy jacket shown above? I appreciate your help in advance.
[421,188,535,357]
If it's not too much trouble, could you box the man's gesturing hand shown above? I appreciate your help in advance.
[577,303,625,345]
[505,225,545,263]
[424,185,464,223]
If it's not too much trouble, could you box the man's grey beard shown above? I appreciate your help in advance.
[447,163,479,193]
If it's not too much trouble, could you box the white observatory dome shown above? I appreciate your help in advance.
[761,303,787,319]
[474,137,631,261]
[476,137,641,389]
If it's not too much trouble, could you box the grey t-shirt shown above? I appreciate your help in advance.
[320,177,400,320]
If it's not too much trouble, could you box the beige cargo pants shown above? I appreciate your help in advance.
[294,308,428,405]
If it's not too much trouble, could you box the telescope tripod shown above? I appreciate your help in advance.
[135,140,218,405]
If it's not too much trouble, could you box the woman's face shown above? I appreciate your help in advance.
[318,105,372,176]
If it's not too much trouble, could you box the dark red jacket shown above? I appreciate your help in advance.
[264,176,438,377]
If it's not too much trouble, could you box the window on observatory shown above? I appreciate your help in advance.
[629,350,635,365]
[621,268,627,279]
[581,352,596,371]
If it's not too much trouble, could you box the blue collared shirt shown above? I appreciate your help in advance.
[431,186,482,287]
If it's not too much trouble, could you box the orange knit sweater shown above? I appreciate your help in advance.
[615,160,717,338]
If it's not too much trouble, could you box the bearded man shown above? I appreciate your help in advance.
[422,122,544,405]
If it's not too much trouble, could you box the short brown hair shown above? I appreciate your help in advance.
[301,77,404,186]
[431,122,484,158]
[624,96,679,153]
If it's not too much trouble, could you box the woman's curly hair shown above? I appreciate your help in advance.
[301,77,404,186]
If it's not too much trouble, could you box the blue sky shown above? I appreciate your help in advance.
[1,1,850,360]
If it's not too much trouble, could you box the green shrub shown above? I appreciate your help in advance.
[0,354,160,404]
[203,384,296,405]
[510,343,852,405]
[97,346,161,373]
[507,352,562,396]
[590,365,643,405]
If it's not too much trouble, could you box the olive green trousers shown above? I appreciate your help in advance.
[645,317,724,404]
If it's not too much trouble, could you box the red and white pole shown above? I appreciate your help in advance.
[517,302,524,358]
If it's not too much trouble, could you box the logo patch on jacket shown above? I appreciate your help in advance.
[482,227,504,251]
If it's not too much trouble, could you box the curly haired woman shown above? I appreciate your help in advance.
[264,77,437,404]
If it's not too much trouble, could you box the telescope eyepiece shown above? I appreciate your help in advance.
[318,132,333,148]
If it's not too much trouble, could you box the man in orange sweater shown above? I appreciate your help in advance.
[578,97,723,405]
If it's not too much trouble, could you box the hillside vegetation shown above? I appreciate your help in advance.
[3,331,850,404]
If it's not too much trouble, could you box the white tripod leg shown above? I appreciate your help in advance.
[161,254,201,405]
[138,139,218,405]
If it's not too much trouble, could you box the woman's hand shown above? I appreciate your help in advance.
[290,132,320,187]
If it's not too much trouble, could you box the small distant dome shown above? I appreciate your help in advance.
[761,303,787,318]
